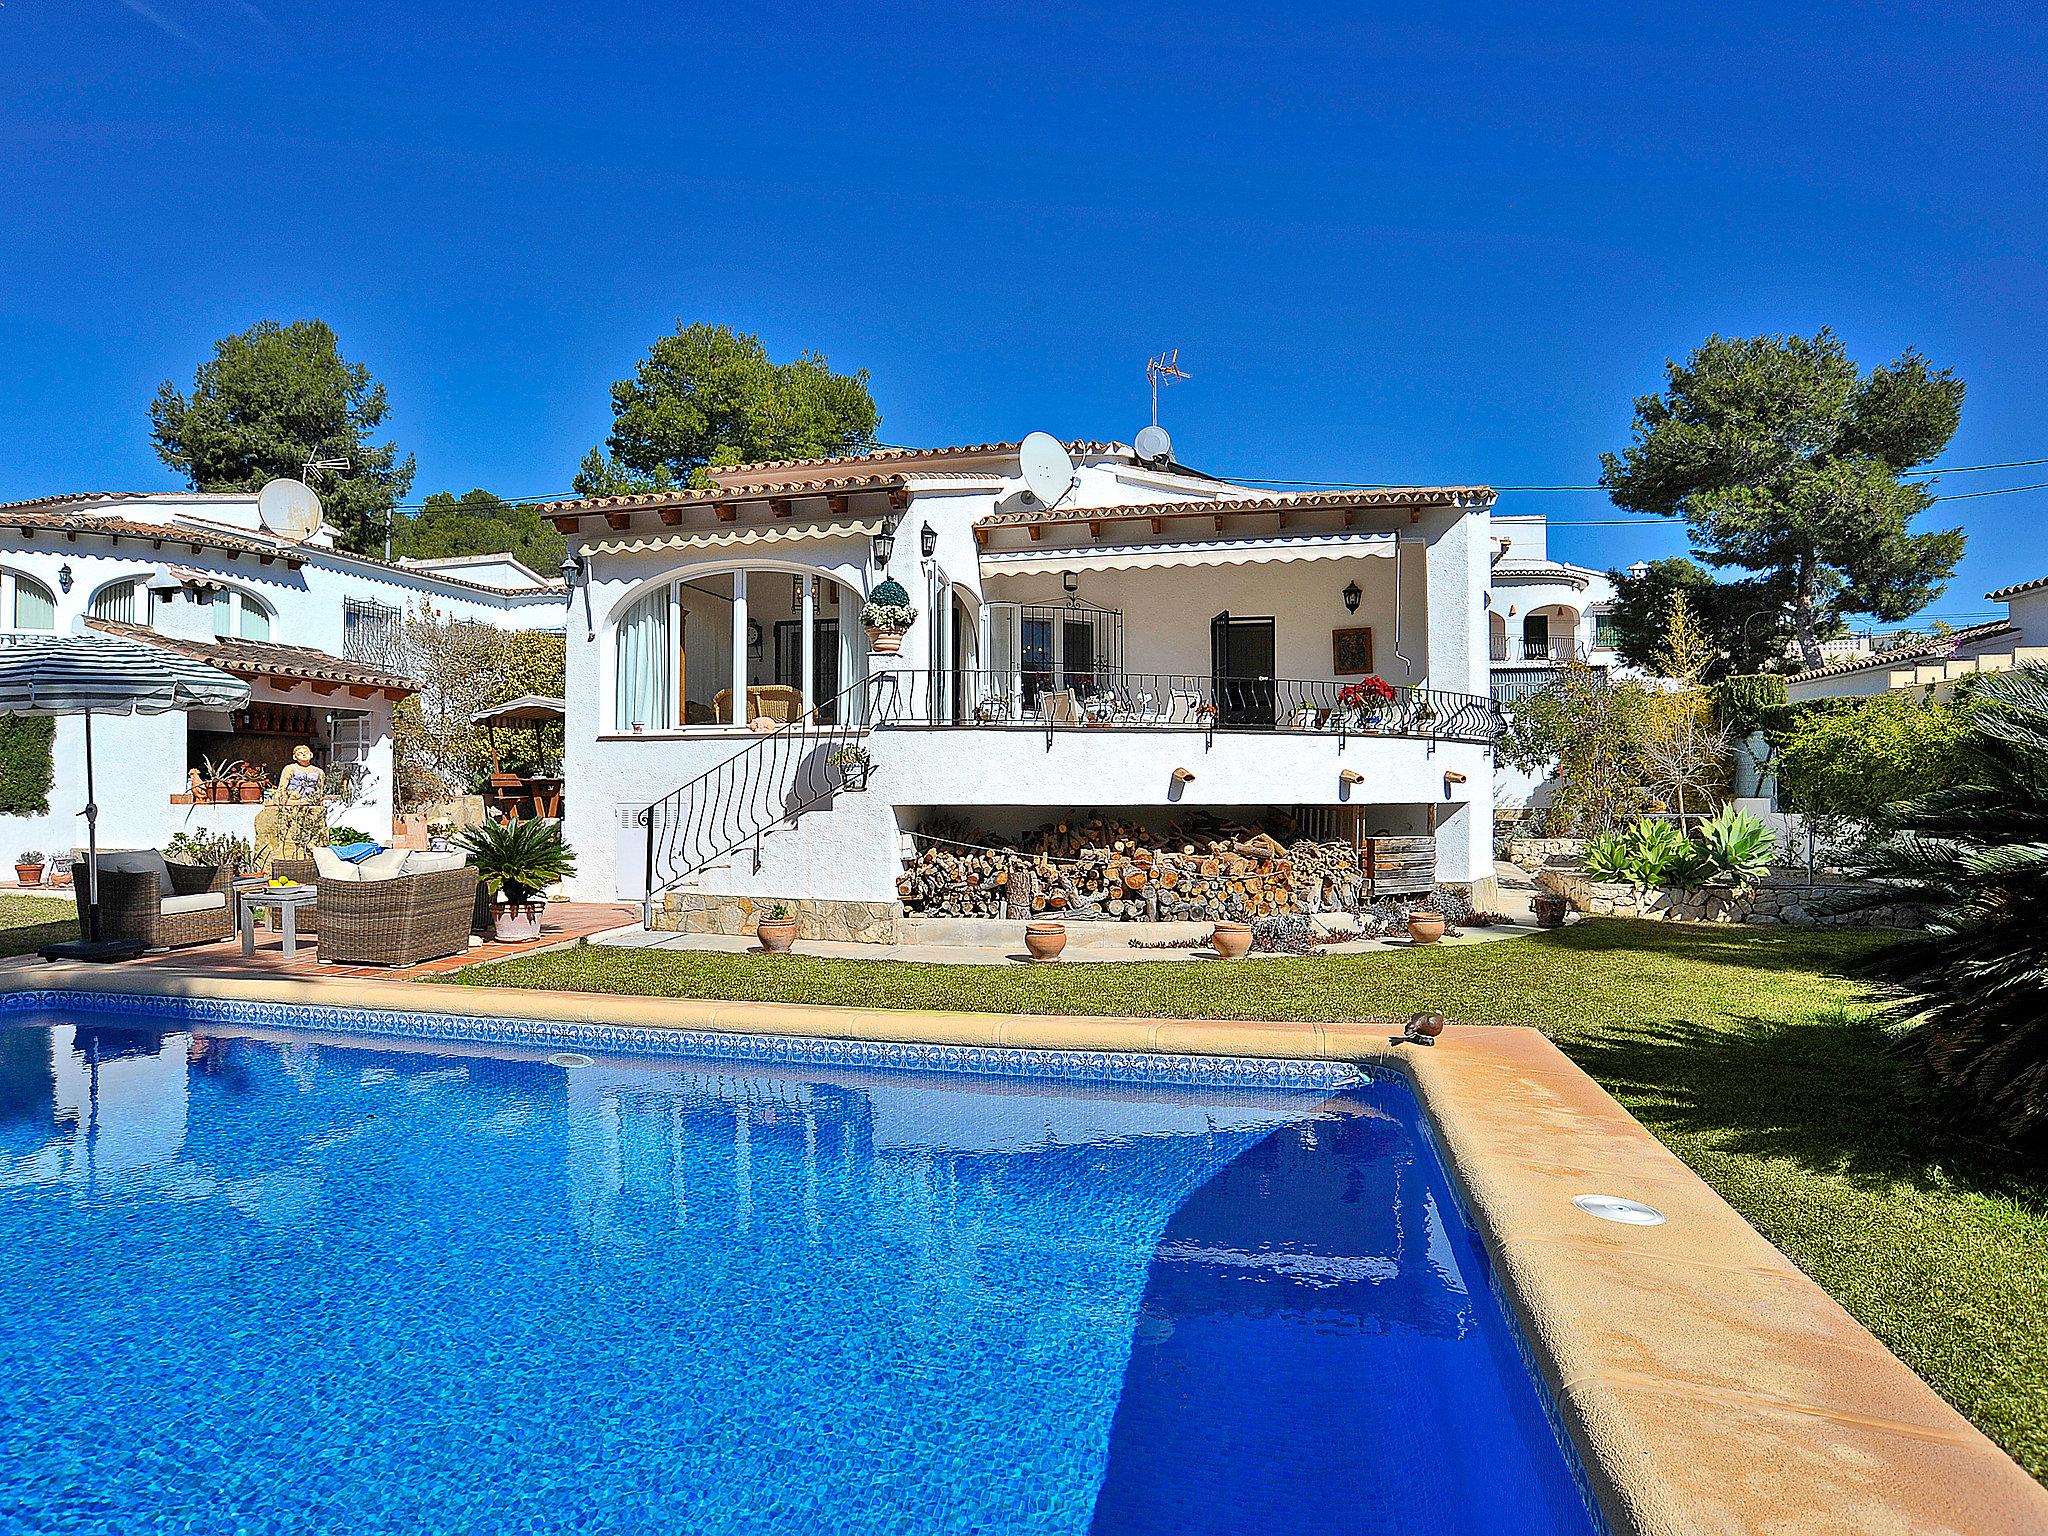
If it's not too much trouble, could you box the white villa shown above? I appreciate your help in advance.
[0,490,564,860]
[1782,575,2048,703]
[549,439,1505,934]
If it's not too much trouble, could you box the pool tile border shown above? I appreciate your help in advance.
[1,986,1367,1093]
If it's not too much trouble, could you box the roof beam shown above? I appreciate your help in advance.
[658,508,684,526]
[887,487,910,511]
[347,685,375,700]
[309,680,342,697]
[550,515,582,533]
[769,497,792,518]
[604,512,633,530]
[714,502,737,523]
[827,495,849,516]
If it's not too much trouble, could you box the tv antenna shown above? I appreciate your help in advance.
[1146,350,1189,427]
[302,455,350,484]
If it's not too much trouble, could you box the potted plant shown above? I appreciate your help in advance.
[1531,891,1570,928]
[235,763,268,803]
[826,743,872,791]
[1337,676,1397,733]
[1209,920,1253,959]
[14,850,44,886]
[1406,906,1447,945]
[198,756,234,804]
[756,903,798,953]
[458,818,575,942]
[428,819,455,853]
[1023,920,1066,961]
[860,578,918,654]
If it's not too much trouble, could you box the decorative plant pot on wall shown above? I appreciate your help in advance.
[865,626,907,655]
[1209,921,1253,959]
[1023,921,1066,962]
[1406,909,1447,945]
[859,579,918,657]
[492,899,546,943]
[13,863,43,887]
[1531,892,1570,929]
[237,781,264,803]
[756,914,798,954]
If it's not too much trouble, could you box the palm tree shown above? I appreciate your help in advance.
[1848,666,2048,1154]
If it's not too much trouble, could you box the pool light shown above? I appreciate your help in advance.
[1571,1194,1666,1226]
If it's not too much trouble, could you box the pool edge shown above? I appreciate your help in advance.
[8,961,2045,1535]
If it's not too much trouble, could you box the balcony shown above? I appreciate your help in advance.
[1491,638,1590,664]
[865,669,1505,744]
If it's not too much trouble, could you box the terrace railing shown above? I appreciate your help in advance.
[635,669,1504,918]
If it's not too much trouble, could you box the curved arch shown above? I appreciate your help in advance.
[1,567,57,631]
[603,554,865,629]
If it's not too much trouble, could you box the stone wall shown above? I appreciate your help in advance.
[1503,836,1585,868]
[652,892,903,944]
[1533,867,1921,929]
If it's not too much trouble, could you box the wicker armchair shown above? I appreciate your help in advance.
[274,859,478,967]
[72,859,234,951]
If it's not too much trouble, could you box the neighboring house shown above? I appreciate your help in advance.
[0,491,566,858]
[1783,576,2048,704]
[1486,513,1626,824]
[548,440,1502,928]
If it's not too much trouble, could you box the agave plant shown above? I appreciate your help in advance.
[1582,817,1698,888]
[1583,830,1631,882]
[1844,666,2048,1153]
[457,817,576,909]
[1693,804,1777,886]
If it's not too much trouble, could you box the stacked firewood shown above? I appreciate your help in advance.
[898,813,1372,921]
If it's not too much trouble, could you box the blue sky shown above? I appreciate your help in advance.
[4,2,2044,624]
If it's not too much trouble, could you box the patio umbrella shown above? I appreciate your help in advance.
[0,633,251,961]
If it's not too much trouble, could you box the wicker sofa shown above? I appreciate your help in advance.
[273,853,478,967]
[71,852,234,951]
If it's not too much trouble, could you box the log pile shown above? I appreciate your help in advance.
[899,813,1381,922]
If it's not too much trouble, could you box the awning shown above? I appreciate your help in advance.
[472,694,565,726]
[979,530,1397,576]
[581,519,886,557]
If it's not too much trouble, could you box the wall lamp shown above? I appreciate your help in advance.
[1063,572,1079,598]
[872,520,897,567]
[919,523,938,560]
[56,563,73,594]
[558,553,584,590]
[1342,580,1361,614]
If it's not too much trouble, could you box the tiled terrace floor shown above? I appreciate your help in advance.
[11,901,637,982]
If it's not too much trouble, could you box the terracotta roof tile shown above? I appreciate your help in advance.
[0,508,307,566]
[709,441,1130,480]
[1986,574,2048,601]
[976,486,1495,530]
[1786,620,2015,682]
[85,619,415,694]
[539,472,908,517]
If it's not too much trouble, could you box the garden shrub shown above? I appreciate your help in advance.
[1777,691,1976,837]
[0,716,55,816]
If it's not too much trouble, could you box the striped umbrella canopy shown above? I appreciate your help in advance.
[0,632,250,714]
[0,634,250,960]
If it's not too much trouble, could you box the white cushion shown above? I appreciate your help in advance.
[311,846,362,883]
[402,850,468,876]
[159,892,227,916]
[96,849,171,887]
[355,848,412,882]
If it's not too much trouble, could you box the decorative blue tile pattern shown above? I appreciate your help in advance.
[0,988,1368,1092]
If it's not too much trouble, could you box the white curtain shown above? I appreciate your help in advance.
[616,585,672,730]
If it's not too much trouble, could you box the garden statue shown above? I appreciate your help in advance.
[280,744,325,804]
[187,767,205,799]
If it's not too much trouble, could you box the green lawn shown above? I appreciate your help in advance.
[0,892,77,958]
[452,920,2048,1479]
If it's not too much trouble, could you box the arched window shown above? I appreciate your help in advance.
[212,587,272,641]
[1,569,56,631]
[89,578,151,626]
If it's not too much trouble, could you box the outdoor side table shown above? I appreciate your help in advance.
[239,883,317,959]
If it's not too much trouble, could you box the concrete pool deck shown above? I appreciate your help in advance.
[7,964,2045,1535]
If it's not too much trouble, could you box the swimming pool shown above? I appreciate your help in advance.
[0,996,1598,1535]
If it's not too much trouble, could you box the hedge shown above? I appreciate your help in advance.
[0,715,55,816]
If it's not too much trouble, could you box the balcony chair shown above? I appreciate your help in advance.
[71,851,234,952]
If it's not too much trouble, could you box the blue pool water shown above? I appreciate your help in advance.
[0,1004,1598,1535]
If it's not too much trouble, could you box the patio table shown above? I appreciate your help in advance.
[239,883,317,959]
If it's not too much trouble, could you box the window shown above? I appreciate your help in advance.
[615,585,674,731]
[1,570,56,632]
[90,579,148,625]
[1593,613,1620,650]
[211,588,272,641]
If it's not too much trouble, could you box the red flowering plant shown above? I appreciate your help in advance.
[1338,676,1397,709]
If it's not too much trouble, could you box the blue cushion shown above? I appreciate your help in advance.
[331,841,382,864]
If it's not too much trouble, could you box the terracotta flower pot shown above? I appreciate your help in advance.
[1407,909,1447,945]
[1023,921,1066,961]
[491,899,546,942]
[1209,921,1253,959]
[1531,893,1570,929]
[238,783,264,803]
[13,864,43,887]
[866,626,906,654]
[756,917,798,954]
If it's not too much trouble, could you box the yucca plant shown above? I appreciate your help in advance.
[457,817,576,909]
[1844,667,2048,1154]
[1693,804,1777,886]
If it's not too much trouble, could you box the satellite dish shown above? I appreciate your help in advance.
[1134,425,1174,464]
[257,478,324,542]
[1018,432,1077,510]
